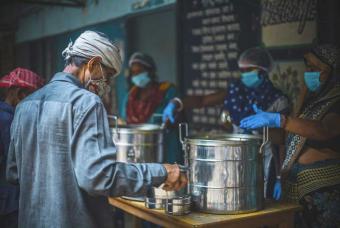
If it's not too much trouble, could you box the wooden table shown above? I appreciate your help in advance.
[108,197,301,228]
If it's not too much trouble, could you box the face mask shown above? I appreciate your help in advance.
[304,72,321,92]
[241,71,263,88]
[131,72,151,88]
[85,64,110,98]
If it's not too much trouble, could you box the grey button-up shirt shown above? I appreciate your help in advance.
[6,72,167,228]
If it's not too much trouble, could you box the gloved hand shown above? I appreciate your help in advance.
[162,102,176,124]
[240,104,281,129]
[273,179,282,200]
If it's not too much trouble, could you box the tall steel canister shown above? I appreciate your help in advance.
[182,133,264,214]
[111,124,164,163]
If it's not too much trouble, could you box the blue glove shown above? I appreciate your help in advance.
[162,102,176,123]
[240,104,281,129]
[273,179,282,200]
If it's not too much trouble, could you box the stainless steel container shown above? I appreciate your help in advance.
[111,122,164,163]
[145,197,166,210]
[179,124,267,214]
[165,196,191,215]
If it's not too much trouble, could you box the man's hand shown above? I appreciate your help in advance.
[162,164,188,191]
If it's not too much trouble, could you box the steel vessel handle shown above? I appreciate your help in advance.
[151,113,163,122]
[179,123,188,145]
[179,123,190,195]
[259,127,269,154]
[107,115,119,142]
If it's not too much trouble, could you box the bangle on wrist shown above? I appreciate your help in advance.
[172,97,184,111]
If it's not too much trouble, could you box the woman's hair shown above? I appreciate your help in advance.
[0,88,8,100]
[127,63,157,89]
[301,44,340,110]
[311,44,340,85]
[0,87,31,101]
[238,47,274,73]
[127,52,158,88]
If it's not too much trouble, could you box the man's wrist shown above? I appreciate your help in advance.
[148,163,168,187]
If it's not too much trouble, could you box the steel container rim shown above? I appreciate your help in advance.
[184,133,262,146]
[113,142,163,146]
[110,123,163,134]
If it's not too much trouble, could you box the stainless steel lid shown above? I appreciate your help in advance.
[111,124,163,134]
[184,133,262,146]
[166,196,191,205]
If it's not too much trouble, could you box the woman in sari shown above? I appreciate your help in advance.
[240,44,340,227]
[120,52,182,163]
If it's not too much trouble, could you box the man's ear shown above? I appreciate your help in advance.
[87,56,102,72]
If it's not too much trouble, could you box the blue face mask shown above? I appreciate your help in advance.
[241,71,263,88]
[304,72,321,92]
[131,72,151,88]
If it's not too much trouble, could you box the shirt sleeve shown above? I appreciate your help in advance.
[6,115,19,185]
[158,85,178,112]
[0,116,11,165]
[119,93,129,121]
[266,96,290,115]
[164,85,178,103]
[72,101,167,197]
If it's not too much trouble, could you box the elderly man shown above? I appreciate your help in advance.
[6,31,187,228]
[0,68,44,228]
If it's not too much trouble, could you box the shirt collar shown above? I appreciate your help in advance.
[0,101,15,114]
[50,72,84,88]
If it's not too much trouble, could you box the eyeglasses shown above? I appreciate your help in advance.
[100,64,116,79]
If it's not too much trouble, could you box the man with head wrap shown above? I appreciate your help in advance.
[240,44,340,227]
[163,47,289,200]
[6,31,187,228]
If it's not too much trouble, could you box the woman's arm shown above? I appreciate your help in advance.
[163,89,227,124]
[240,105,340,142]
[283,112,340,141]
[267,96,289,145]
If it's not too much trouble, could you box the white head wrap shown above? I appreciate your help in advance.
[62,30,122,77]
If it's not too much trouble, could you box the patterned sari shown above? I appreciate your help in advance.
[283,85,340,228]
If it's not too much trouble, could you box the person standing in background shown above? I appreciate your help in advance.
[163,47,290,200]
[240,44,340,227]
[120,52,183,164]
[0,68,44,228]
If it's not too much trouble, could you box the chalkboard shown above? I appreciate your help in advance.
[177,0,261,129]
